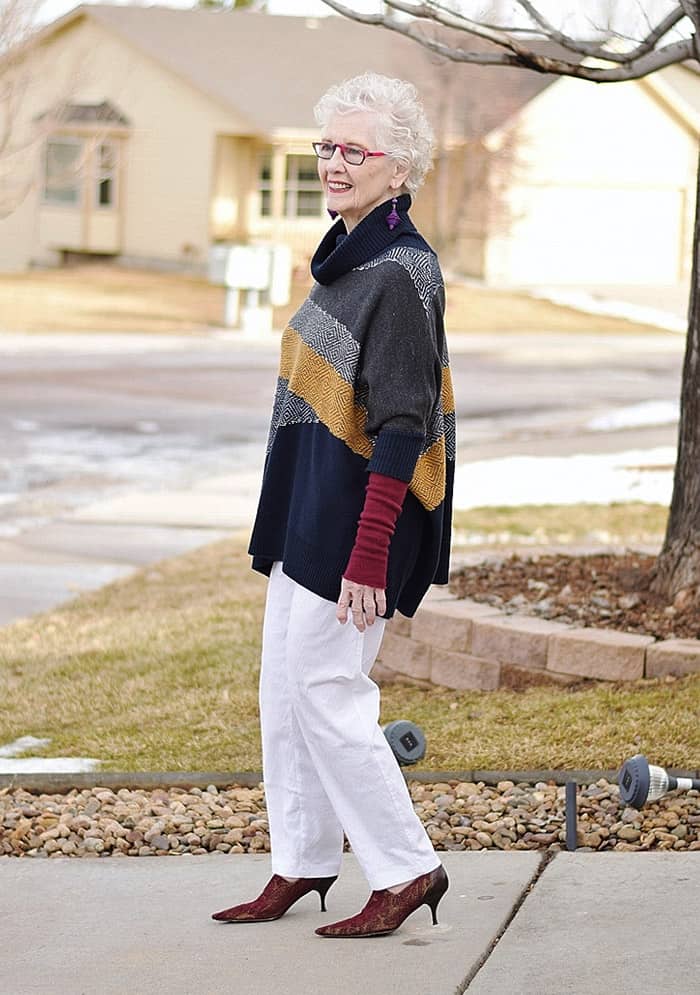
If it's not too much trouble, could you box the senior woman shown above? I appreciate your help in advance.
[212,72,455,938]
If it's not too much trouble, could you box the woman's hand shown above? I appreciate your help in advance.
[336,577,387,632]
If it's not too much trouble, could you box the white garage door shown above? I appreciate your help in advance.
[486,184,684,286]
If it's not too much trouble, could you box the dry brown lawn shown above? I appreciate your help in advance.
[452,502,668,549]
[1,522,697,772]
[0,263,667,335]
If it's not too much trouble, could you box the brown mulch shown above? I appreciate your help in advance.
[449,552,700,641]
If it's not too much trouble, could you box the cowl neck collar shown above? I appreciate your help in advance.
[311,193,415,285]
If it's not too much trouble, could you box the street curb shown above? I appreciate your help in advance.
[2,768,699,795]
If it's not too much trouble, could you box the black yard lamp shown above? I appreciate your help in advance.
[383,720,426,765]
[619,754,700,810]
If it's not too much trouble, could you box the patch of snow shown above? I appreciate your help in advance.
[454,446,675,510]
[0,757,102,773]
[0,736,102,773]
[528,288,686,334]
[0,735,52,757]
[586,401,679,431]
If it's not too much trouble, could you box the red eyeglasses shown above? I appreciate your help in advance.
[312,142,388,166]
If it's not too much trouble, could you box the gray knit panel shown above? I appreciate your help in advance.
[265,378,319,456]
[290,297,360,384]
[424,405,444,453]
[444,410,457,462]
[353,247,442,316]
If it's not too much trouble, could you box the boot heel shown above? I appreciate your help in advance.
[424,869,449,925]
[315,876,338,912]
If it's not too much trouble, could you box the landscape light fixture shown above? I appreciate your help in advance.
[618,754,700,810]
[382,720,426,766]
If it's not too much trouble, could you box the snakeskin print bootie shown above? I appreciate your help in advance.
[212,874,338,923]
[315,864,448,938]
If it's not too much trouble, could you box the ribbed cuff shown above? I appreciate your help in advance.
[367,430,424,482]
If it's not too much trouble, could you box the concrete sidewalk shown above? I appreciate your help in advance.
[1,850,697,995]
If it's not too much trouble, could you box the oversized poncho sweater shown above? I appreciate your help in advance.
[248,193,455,619]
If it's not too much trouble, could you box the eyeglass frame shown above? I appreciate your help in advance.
[312,141,388,166]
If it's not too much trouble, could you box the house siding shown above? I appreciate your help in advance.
[0,16,248,272]
[484,71,698,287]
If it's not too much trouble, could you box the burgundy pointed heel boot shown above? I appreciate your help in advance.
[315,864,448,938]
[211,874,338,923]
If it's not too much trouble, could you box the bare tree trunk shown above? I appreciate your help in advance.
[650,136,700,609]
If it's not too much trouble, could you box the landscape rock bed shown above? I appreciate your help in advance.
[449,551,700,641]
[2,780,698,857]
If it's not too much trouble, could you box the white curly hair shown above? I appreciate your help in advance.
[313,72,435,196]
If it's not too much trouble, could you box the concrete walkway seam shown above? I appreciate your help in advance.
[458,850,555,993]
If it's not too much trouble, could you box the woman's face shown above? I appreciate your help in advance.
[317,110,409,232]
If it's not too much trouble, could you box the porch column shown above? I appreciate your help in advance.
[271,143,286,223]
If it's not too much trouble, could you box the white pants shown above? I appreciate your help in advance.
[259,561,441,891]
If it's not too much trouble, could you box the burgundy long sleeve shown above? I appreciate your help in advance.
[343,471,409,590]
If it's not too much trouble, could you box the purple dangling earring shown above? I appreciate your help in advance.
[385,196,400,231]
[327,208,339,219]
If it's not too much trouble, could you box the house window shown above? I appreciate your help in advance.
[43,138,82,205]
[285,155,322,217]
[95,142,118,208]
[257,152,322,218]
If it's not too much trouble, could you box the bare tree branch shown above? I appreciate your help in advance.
[383,0,541,54]
[514,0,616,58]
[0,0,41,60]
[320,1,694,81]
[571,4,688,63]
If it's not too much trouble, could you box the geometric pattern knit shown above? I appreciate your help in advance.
[267,257,455,512]
[249,193,455,619]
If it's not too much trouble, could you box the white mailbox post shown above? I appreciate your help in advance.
[208,242,292,335]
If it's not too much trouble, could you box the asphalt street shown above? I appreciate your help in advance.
[0,328,685,625]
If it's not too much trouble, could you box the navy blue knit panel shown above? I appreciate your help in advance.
[249,420,449,619]
[392,487,452,617]
[367,429,424,482]
[250,422,367,591]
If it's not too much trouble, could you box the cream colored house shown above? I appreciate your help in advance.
[4,3,696,290]
[0,4,554,276]
[482,62,700,287]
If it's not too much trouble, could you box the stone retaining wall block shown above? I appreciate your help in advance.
[376,630,431,680]
[645,639,700,678]
[470,615,565,670]
[386,612,412,638]
[410,601,477,653]
[547,628,653,681]
[430,649,500,690]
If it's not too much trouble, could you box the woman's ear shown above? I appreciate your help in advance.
[391,160,410,191]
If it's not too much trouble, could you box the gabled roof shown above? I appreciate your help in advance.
[33,4,559,138]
